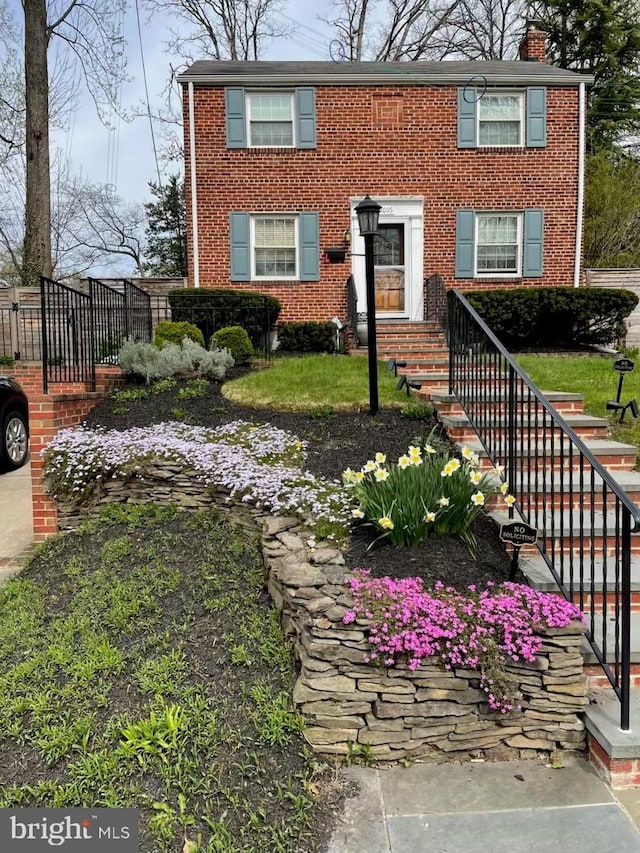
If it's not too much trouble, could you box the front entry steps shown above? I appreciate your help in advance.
[364,321,640,786]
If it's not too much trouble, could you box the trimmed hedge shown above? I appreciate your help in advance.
[277,321,336,353]
[210,326,253,364]
[168,288,281,347]
[466,287,638,349]
[154,320,204,348]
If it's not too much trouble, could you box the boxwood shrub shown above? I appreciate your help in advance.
[154,320,204,348]
[466,287,638,349]
[168,288,281,348]
[210,326,253,364]
[277,321,336,353]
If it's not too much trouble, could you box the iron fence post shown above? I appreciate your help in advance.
[622,508,631,731]
[507,363,517,494]
[40,278,49,394]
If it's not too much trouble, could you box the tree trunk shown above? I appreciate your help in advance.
[23,0,52,286]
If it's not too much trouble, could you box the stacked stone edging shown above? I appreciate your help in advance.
[53,462,588,762]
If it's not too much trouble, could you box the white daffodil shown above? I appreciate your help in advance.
[424,510,436,522]
[437,496,450,507]
[504,494,516,507]
[398,455,411,469]
[374,468,389,482]
[471,491,486,506]
[352,508,365,518]
[425,444,437,454]
[364,460,377,473]
[500,482,509,495]
[375,452,387,464]
[461,446,474,460]
[493,464,505,476]
[469,471,482,485]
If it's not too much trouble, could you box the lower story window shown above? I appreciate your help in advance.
[476,213,521,276]
[253,216,297,279]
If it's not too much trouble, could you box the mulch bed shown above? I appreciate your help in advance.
[84,372,518,589]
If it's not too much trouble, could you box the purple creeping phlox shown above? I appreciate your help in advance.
[42,421,352,539]
[343,571,584,712]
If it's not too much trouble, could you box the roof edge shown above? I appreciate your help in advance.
[176,70,594,87]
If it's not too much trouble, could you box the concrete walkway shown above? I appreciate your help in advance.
[0,460,33,582]
[328,758,640,853]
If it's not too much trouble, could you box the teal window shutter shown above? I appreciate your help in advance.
[295,88,316,149]
[299,213,319,281]
[225,88,246,148]
[526,87,546,147]
[523,209,544,277]
[457,87,477,148]
[230,213,250,280]
[455,210,475,278]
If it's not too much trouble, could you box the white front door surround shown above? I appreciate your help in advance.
[350,196,424,322]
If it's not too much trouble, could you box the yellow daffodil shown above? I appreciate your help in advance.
[469,471,482,485]
[375,452,386,464]
[437,496,450,507]
[364,460,377,473]
[500,482,509,495]
[352,508,365,518]
[374,468,389,481]
[378,516,394,530]
[441,459,461,478]
[471,491,486,506]
[461,446,474,460]
[504,494,516,507]
[424,510,436,522]
[398,455,411,469]
[408,445,422,459]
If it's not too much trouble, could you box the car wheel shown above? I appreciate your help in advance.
[2,410,28,470]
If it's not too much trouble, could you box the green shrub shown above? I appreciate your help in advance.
[466,287,638,349]
[168,288,281,348]
[210,325,253,364]
[0,354,14,367]
[154,320,204,348]
[118,338,233,383]
[277,321,336,353]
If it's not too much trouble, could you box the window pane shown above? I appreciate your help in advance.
[374,226,403,266]
[251,122,293,146]
[477,215,518,273]
[254,217,296,277]
[479,121,520,145]
[480,95,520,120]
[479,93,521,145]
[249,93,292,121]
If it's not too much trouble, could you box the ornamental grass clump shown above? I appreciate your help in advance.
[343,444,515,552]
[344,570,584,713]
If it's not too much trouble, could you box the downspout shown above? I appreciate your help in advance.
[574,82,586,288]
[188,81,200,288]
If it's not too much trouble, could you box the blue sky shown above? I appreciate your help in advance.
[10,0,336,206]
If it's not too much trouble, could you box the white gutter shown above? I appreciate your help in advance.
[574,82,586,288]
[188,81,200,288]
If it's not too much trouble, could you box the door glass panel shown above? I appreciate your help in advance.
[374,225,405,313]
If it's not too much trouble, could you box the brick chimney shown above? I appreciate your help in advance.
[519,23,547,62]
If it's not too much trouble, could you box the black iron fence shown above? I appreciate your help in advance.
[448,288,640,730]
[88,278,153,363]
[41,277,95,393]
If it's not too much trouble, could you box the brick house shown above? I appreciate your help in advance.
[178,28,593,327]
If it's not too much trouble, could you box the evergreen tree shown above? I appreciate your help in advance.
[537,0,640,149]
[144,175,187,276]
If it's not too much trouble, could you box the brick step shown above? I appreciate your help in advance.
[442,412,610,443]
[373,337,447,351]
[485,470,640,513]
[361,348,449,366]
[458,438,638,474]
[375,321,443,335]
[432,390,585,416]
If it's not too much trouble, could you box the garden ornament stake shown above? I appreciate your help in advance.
[606,357,639,423]
[355,195,382,415]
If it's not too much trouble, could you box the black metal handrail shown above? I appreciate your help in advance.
[449,288,640,730]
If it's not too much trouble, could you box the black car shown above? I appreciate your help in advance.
[0,376,29,470]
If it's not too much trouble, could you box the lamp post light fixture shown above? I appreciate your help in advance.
[355,194,382,415]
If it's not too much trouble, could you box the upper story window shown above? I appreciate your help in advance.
[475,213,521,275]
[248,93,294,147]
[478,93,524,147]
[253,216,297,278]
[458,86,546,149]
[225,87,317,150]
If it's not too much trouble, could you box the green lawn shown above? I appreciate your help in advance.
[515,353,640,451]
[223,354,410,411]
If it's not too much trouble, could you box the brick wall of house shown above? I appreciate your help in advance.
[183,83,580,323]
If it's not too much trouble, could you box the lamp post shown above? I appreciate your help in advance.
[355,194,382,415]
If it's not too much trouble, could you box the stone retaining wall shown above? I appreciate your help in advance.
[54,463,588,762]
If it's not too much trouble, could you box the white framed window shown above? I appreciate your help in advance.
[247,92,294,147]
[478,92,524,147]
[475,213,522,276]
[252,215,298,279]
